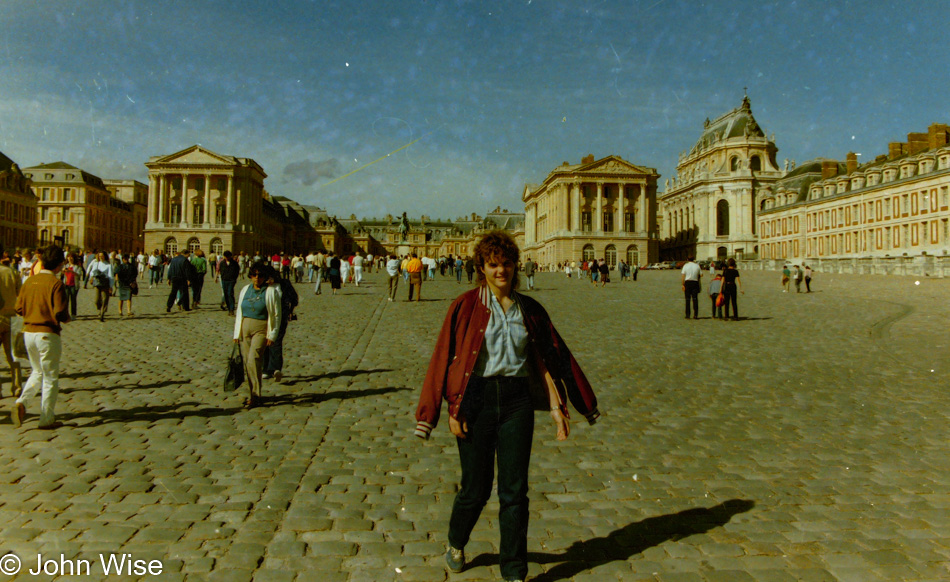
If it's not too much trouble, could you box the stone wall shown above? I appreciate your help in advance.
[739,255,950,277]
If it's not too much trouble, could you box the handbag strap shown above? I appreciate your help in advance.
[231,342,241,358]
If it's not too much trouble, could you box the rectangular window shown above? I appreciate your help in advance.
[603,212,613,232]
[942,186,949,208]
[624,212,635,232]
[912,193,919,215]
[793,216,799,233]
[912,223,919,245]
[581,211,592,232]
[930,189,938,212]
[40,207,48,220]
[831,210,837,228]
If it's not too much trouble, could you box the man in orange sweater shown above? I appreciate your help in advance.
[12,245,70,430]
[405,252,424,301]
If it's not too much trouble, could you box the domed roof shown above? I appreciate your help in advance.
[689,96,768,154]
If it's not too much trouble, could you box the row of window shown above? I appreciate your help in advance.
[761,219,950,258]
[668,200,732,238]
[0,225,36,249]
[579,244,640,266]
[163,237,226,255]
[2,201,35,224]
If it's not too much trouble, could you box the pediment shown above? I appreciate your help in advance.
[153,145,235,166]
[576,156,651,176]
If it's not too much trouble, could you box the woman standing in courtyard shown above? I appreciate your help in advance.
[233,262,282,409]
[414,230,600,582]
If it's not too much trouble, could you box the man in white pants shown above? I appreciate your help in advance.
[352,252,364,287]
[13,245,70,430]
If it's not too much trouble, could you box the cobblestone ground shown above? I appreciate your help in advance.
[1,268,949,582]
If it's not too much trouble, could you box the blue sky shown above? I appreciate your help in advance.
[1,0,947,220]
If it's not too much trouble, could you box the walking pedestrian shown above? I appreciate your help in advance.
[11,245,70,430]
[190,249,208,307]
[406,253,423,301]
[339,255,350,288]
[709,272,724,320]
[386,254,401,302]
[804,264,813,292]
[165,249,196,313]
[793,265,803,293]
[353,252,364,286]
[60,253,82,318]
[720,258,743,321]
[148,249,162,288]
[681,256,702,319]
[262,269,298,383]
[87,251,113,322]
[598,259,610,288]
[523,256,536,290]
[218,251,240,315]
[781,265,791,293]
[0,253,22,396]
[414,230,600,582]
[328,252,342,296]
[233,262,281,409]
[465,256,475,283]
[115,254,138,316]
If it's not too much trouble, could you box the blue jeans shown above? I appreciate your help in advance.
[149,267,161,286]
[221,280,236,312]
[449,376,534,581]
[314,269,324,294]
[526,274,535,289]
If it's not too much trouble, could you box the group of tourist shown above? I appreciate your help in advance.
[781,263,814,293]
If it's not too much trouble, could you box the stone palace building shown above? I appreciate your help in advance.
[0,152,36,253]
[658,96,783,261]
[522,154,660,268]
[756,123,950,272]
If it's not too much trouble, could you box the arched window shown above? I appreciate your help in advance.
[582,244,595,262]
[730,156,740,171]
[605,245,617,267]
[717,246,728,259]
[165,237,178,255]
[750,155,761,171]
[760,199,768,210]
[188,237,201,252]
[40,229,49,244]
[626,245,639,267]
[210,238,224,255]
[717,200,730,236]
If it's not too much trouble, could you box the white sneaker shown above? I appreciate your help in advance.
[262,373,272,379]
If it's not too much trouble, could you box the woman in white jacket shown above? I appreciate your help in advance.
[233,262,282,408]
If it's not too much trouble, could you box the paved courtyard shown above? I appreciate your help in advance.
[1,267,949,582]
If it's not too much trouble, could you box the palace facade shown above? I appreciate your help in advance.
[143,145,271,255]
[332,208,525,259]
[22,162,137,252]
[658,96,783,261]
[757,123,950,263]
[522,154,659,267]
[0,152,36,253]
[104,179,148,252]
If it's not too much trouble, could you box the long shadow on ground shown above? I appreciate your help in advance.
[60,386,410,427]
[467,499,755,582]
[281,368,392,386]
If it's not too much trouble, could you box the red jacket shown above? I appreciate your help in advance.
[414,286,600,439]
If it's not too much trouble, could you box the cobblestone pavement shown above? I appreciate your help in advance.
[1,268,949,582]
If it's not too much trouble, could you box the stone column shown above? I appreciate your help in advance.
[572,183,581,231]
[639,186,647,233]
[181,174,190,226]
[562,183,570,233]
[617,183,624,234]
[203,174,211,226]
[226,175,234,225]
[595,182,603,232]
[158,174,167,224]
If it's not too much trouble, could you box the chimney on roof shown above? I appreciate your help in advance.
[907,132,929,155]
[846,152,858,174]
[581,154,595,164]
[888,142,906,160]
[821,160,839,180]
[928,123,949,149]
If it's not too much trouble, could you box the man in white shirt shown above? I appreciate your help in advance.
[680,256,702,320]
[352,252,365,286]
[305,252,315,282]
